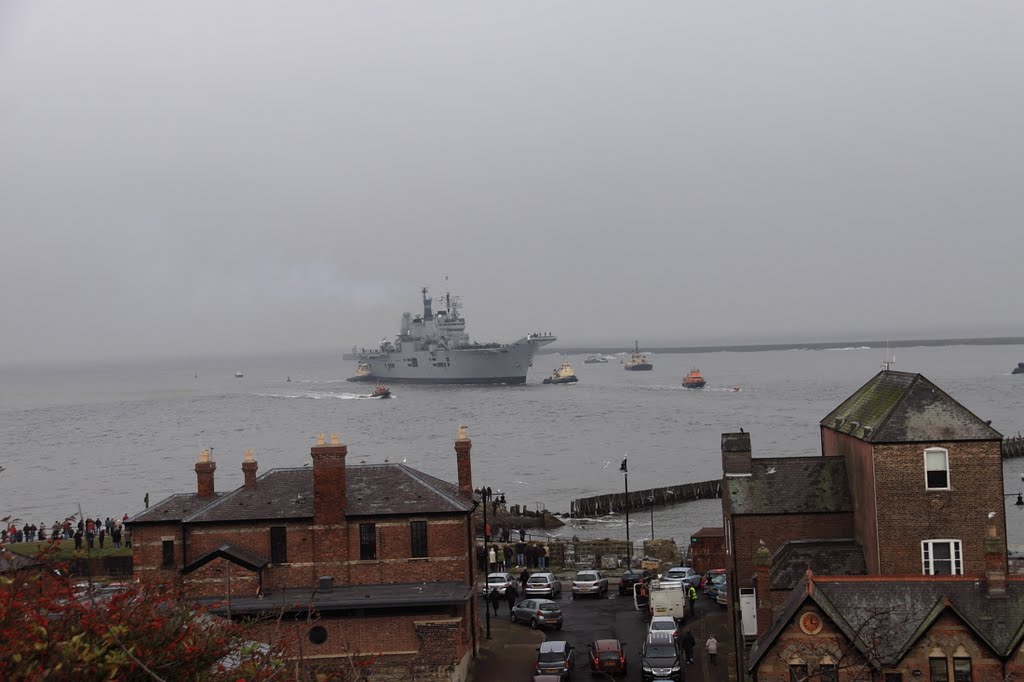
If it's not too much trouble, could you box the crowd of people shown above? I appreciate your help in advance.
[2,514,132,550]
[476,524,551,573]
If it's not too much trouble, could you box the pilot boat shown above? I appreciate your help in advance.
[624,341,653,371]
[371,385,392,399]
[682,368,706,389]
[543,359,579,384]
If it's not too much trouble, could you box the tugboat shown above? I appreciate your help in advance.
[234,371,244,379]
[543,359,579,384]
[624,341,653,371]
[682,368,706,389]
[347,362,374,383]
[371,385,392,399]
[1013,363,1024,375]
[584,355,608,364]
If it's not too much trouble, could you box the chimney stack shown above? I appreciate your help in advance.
[754,540,773,637]
[242,449,258,488]
[195,449,216,497]
[312,433,348,526]
[984,519,1007,597]
[722,432,752,477]
[455,425,473,498]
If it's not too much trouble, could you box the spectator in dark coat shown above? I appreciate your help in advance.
[488,588,501,615]
[505,583,518,612]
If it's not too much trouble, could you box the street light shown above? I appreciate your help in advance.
[620,455,630,570]
[475,485,505,640]
[647,494,655,540]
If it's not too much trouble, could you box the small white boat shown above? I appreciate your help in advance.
[234,371,244,378]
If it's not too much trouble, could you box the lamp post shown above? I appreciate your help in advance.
[475,486,505,640]
[620,455,630,569]
[648,494,655,540]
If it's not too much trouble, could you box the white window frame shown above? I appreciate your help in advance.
[921,539,963,575]
[924,447,950,490]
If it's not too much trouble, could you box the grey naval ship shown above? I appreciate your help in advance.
[351,288,556,384]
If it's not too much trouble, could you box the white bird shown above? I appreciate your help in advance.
[988,511,997,519]
[766,467,777,475]
[602,461,611,469]
[402,457,407,464]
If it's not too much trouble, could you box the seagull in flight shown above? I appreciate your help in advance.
[766,467,777,475]
[602,460,611,469]
[402,457,407,464]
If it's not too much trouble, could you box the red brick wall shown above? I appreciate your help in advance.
[131,523,185,579]
[895,611,1005,681]
[731,513,854,592]
[250,608,473,681]
[872,441,1005,575]
[821,428,879,573]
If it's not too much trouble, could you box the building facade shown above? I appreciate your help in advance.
[128,428,480,681]
[719,370,1015,680]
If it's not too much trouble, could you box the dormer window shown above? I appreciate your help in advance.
[924,447,950,490]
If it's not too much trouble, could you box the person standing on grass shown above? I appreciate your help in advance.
[705,635,718,665]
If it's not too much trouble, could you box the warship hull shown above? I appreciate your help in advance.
[357,337,553,384]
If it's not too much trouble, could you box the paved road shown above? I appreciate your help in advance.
[479,587,731,682]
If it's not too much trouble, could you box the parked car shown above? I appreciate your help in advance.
[535,640,575,679]
[639,631,682,681]
[705,573,727,599]
[587,638,627,677]
[511,598,563,630]
[571,570,608,599]
[660,566,699,589]
[481,572,514,596]
[716,579,729,607]
[701,568,726,593]
[618,569,652,595]
[525,572,562,598]
[647,615,678,639]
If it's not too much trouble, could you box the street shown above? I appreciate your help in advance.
[476,587,731,682]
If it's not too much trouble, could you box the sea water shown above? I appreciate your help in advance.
[2,343,1022,544]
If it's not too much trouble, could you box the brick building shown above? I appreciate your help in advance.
[719,370,1017,680]
[128,428,480,681]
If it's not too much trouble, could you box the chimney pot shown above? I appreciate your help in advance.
[195,450,216,497]
[312,437,348,525]
[455,425,473,498]
[242,450,258,488]
[722,432,752,477]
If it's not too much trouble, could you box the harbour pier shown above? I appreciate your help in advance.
[571,479,721,517]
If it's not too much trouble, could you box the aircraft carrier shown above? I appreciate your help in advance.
[350,288,556,384]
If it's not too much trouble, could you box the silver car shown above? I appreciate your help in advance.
[571,570,609,598]
[511,598,563,630]
[661,566,699,589]
[525,572,562,598]
[481,572,514,596]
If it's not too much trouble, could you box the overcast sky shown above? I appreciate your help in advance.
[2,2,1022,365]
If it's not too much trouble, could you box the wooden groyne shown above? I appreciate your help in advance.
[1004,435,1024,459]
[571,479,721,517]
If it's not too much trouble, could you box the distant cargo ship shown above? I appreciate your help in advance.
[351,288,556,384]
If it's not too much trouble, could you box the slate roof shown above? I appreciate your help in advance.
[182,543,270,575]
[0,547,43,573]
[821,370,1003,443]
[198,581,474,617]
[750,574,1024,671]
[127,492,226,525]
[147,463,474,525]
[769,539,867,590]
[726,457,852,515]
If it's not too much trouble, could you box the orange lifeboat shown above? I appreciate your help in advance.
[682,369,706,389]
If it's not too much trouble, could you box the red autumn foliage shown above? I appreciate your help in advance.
[0,544,286,682]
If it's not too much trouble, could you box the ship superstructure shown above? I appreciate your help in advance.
[353,288,556,384]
